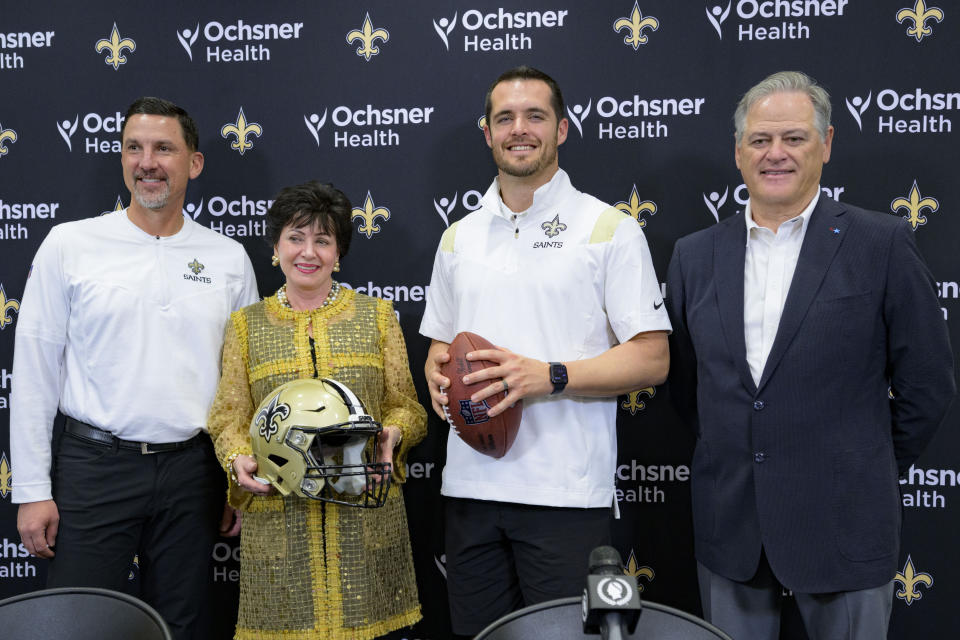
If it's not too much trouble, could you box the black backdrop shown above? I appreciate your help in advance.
[2,2,958,638]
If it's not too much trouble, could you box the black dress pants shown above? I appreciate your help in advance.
[48,429,224,640]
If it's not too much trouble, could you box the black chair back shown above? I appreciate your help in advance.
[474,596,733,640]
[0,586,173,640]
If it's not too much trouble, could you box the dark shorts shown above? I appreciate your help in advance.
[444,497,612,635]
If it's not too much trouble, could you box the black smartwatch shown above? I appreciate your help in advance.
[549,362,568,395]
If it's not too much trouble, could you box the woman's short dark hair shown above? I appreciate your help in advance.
[265,181,353,259]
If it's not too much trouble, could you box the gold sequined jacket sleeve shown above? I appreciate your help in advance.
[207,311,256,510]
[376,299,427,483]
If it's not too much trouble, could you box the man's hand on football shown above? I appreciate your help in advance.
[462,347,551,417]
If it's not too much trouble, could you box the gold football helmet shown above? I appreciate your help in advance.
[249,378,390,507]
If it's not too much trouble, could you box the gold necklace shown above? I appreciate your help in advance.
[276,281,341,310]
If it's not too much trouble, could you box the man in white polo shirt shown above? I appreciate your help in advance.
[11,97,258,640]
[420,66,671,637]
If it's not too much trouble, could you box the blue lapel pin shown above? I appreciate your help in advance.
[829,226,840,235]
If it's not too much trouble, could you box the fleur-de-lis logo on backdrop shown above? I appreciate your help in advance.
[188,259,205,275]
[0,284,21,330]
[615,185,657,227]
[254,393,290,443]
[221,108,263,155]
[621,387,655,415]
[896,1,944,42]
[346,13,389,61]
[624,550,655,592]
[352,191,391,238]
[101,195,125,216]
[613,1,659,50]
[894,555,933,605]
[0,452,12,499]
[541,215,567,238]
[891,180,939,230]
[95,23,136,70]
[0,123,17,157]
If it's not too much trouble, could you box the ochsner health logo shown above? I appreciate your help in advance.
[56,111,124,153]
[431,8,570,53]
[706,2,733,38]
[566,100,592,137]
[433,189,483,227]
[433,13,457,50]
[302,103,435,149]
[845,92,871,130]
[705,0,850,42]
[176,18,305,63]
[177,24,200,60]
[845,87,957,134]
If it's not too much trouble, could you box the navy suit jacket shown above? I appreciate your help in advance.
[666,195,955,593]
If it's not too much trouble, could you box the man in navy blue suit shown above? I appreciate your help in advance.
[667,71,954,639]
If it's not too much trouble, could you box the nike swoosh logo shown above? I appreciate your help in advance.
[654,299,664,310]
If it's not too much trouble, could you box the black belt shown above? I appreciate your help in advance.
[64,417,206,455]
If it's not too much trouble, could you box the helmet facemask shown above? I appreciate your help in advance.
[250,378,392,508]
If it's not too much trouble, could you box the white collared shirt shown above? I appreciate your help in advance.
[11,210,259,502]
[420,169,671,508]
[743,191,820,385]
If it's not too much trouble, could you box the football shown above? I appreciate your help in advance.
[440,331,522,458]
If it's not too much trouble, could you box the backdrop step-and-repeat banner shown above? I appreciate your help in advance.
[2,2,958,638]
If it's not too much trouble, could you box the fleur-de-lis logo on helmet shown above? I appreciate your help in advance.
[613,1,659,50]
[95,23,136,70]
[346,13,389,61]
[894,555,933,605]
[541,214,567,238]
[621,387,655,415]
[221,108,263,155]
[891,180,939,230]
[254,393,290,443]
[0,124,17,157]
[624,549,656,592]
[352,191,391,238]
[0,284,21,330]
[615,185,658,228]
[896,0,944,43]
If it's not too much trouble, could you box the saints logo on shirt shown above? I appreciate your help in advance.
[541,214,567,238]
[183,258,212,284]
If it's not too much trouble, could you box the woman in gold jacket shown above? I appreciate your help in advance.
[207,180,426,640]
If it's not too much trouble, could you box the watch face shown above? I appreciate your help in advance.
[550,363,567,386]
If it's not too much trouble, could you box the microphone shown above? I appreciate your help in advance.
[581,546,642,640]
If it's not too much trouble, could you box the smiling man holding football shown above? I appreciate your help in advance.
[419,65,671,638]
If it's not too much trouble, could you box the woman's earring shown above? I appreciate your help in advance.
[271,255,280,267]
[333,260,341,273]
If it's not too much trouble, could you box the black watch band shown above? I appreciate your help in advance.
[549,362,568,395]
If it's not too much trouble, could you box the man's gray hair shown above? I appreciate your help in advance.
[734,71,832,143]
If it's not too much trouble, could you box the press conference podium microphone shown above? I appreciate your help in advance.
[582,546,642,639]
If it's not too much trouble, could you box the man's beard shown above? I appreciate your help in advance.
[133,177,171,210]
[493,137,557,178]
